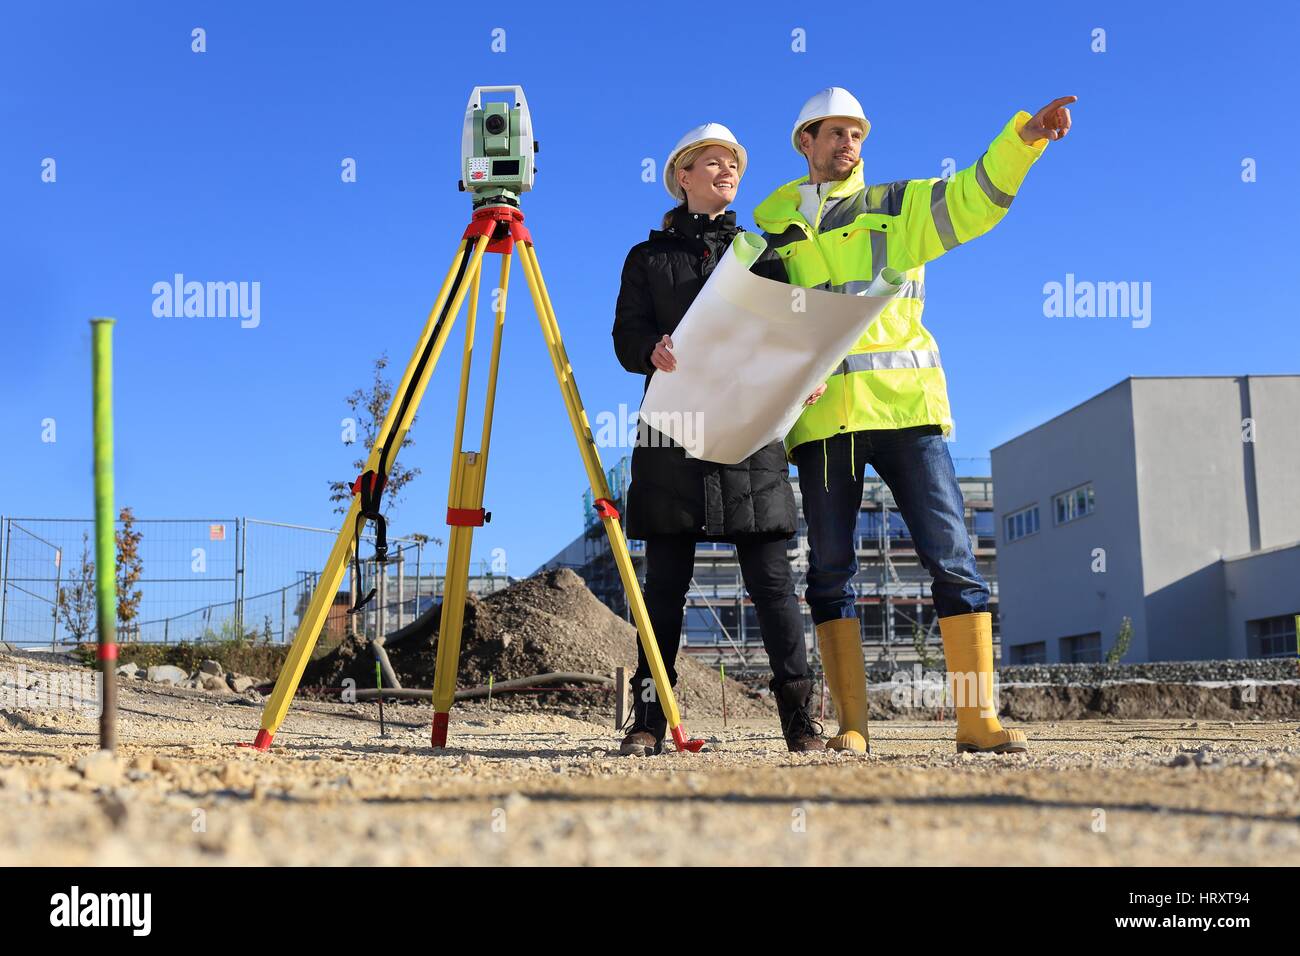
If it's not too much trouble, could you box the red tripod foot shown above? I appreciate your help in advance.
[431,711,450,748]
[238,729,274,751]
[671,725,705,753]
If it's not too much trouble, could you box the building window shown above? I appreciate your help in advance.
[1009,641,1046,665]
[1004,505,1040,543]
[1248,614,1298,659]
[969,509,996,548]
[1059,632,1102,663]
[1053,483,1095,526]
[856,509,912,549]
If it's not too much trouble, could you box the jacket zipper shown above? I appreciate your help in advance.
[814,182,829,231]
[811,184,850,433]
[769,191,845,433]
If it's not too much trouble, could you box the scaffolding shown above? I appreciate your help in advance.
[544,459,1000,676]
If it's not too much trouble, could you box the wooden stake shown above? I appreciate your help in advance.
[720,663,727,729]
[614,665,628,730]
[91,319,117,754]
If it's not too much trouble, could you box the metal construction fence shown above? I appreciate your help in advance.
[0,516,510,648]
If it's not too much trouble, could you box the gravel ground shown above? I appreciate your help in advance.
[3,652,1299,866]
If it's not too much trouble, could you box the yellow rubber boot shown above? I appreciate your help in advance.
[816,618,869,753]
[939,612,1028,754]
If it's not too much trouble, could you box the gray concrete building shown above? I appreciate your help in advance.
[991,376,1300,664]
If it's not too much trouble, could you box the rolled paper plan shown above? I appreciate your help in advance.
[639,233,905,464]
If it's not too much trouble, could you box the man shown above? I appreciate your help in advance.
[753,87,1075,754]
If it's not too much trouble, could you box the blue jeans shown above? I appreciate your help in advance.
[793,425,988,626]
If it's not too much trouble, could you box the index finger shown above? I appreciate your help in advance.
[1041,95,1078,113]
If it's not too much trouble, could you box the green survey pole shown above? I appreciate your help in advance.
[91,318,117,753]
[720,663,727,729]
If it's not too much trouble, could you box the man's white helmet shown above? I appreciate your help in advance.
[791,87,870,155]
[663,122,748,200]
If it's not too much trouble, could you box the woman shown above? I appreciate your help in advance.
[611,123,823,755]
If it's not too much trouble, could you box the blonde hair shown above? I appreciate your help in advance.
[662,143,739,229]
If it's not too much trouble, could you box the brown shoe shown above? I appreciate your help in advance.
[618,678,668,756]
[619,729,663,756]
[772,678,826,753]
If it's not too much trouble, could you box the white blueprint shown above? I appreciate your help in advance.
[639,232,904,464]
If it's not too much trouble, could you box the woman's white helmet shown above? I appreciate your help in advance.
[663,123,748,200]
[791,87,870,155]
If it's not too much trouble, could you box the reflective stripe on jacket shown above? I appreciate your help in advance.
[753,111,1047,458]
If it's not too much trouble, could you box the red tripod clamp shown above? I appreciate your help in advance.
[462,206,533,254]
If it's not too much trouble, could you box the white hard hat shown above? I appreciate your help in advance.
[791,87,870,155]
[663,122,748,200]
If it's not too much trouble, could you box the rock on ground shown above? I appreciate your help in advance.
[145,664,189,685]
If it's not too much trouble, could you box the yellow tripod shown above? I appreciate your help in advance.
[243,204,703,753]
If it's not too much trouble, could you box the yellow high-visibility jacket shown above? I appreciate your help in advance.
[753,111,1047,458]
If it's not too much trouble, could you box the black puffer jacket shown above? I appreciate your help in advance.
[612,206,797,541]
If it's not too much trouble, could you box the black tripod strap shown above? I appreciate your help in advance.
[349,513,376,614]
[348,242,476,616]
[377,243,474,479]
[348,470,388,614]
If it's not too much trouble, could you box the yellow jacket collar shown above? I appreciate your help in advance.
[754,160,866,230]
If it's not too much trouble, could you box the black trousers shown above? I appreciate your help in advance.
[630,534,810,700]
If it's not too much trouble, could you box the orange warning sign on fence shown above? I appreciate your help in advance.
[209,524,226,541]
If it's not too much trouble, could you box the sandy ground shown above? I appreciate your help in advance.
[2,655,1299,866]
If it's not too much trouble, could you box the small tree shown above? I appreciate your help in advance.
[912,622,939,673]
[56,532,97,643]
[115,506,145,633]
[1106,616,1133,664]
[913,622,946,715]
[328,353,420,521]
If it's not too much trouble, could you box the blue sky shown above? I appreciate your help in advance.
[2,0,1296,581]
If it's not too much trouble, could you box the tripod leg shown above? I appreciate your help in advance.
[242,233,492,750]
[430,252,512,747]
[516,242,703,753]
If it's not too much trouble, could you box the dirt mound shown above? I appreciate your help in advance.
[302,568,772,719]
